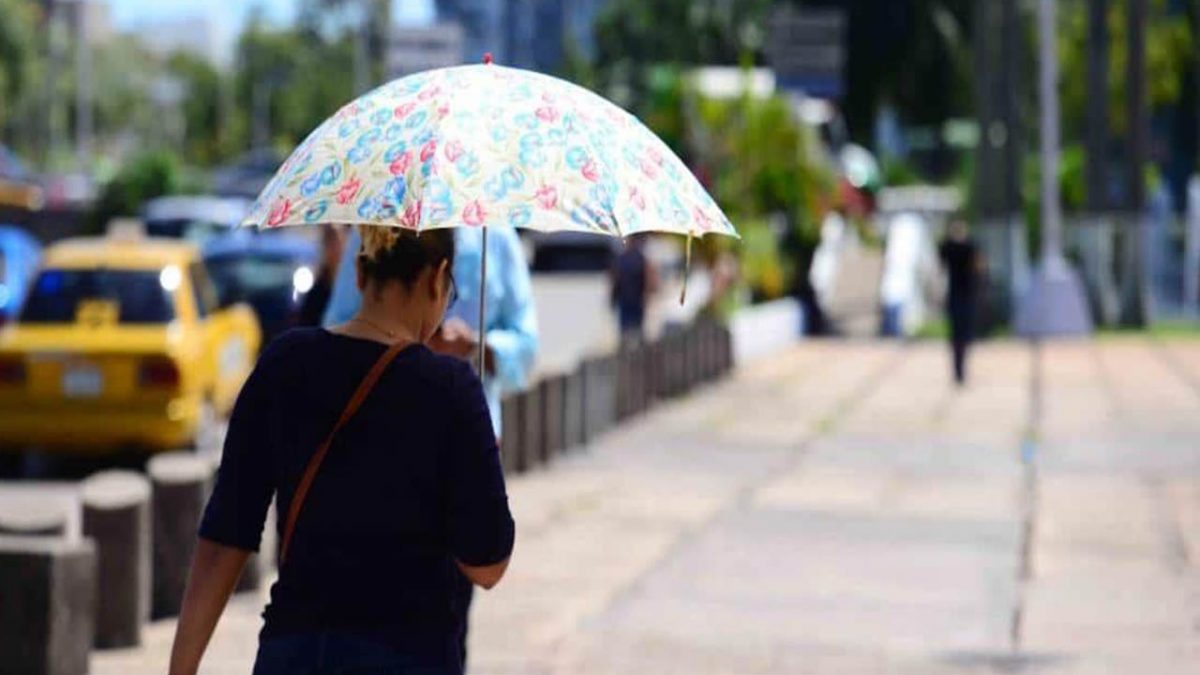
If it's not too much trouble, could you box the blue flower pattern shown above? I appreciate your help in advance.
[246,64,735,241]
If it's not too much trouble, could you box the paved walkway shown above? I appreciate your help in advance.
[92,339,1200,674]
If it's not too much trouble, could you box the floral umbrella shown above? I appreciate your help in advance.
[244,59,738,370]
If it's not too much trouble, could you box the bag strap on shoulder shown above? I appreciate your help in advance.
[278,339,410,565]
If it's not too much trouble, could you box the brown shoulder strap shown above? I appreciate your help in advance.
[278,340,410,565]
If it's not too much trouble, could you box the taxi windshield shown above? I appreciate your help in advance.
[19,268,176,324]
[206,255,304,302]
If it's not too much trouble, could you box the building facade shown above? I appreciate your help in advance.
[434,0,606,73]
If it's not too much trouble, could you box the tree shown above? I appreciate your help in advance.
[0,0,40,145]
[592,0,769,109]
[1058,0,1193,141]
[234,14,361,152]
[167,52,224,165]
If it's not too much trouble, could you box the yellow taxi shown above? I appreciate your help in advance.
[0,235,260,454]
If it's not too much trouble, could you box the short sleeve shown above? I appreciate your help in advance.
[443,360,515,567]
[198,344,279,552]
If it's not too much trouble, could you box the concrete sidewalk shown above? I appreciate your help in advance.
[92,339,1200,674]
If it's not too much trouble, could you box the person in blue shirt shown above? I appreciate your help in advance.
[323,226,538,437]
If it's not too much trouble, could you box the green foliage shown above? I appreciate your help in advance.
[235,18,357,151]
[0,0,38,138]
[736,218,790,301]
[91,151,183,231]
[1058,0,1194,139]
[689,89,835,300]
[593,0,768,109]
[166,53,225,165]
[882,158,923,187]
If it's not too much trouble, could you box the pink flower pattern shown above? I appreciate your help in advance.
[246,63,735,241]
[462,200,487,226]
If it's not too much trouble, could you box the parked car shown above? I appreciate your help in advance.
[529,231,619,273]
[0,226,42,326]
[0,145,45,212]
[202,231,318,347]
[0,235,261,454]
[212,148,284,199]
[141,195,252,243]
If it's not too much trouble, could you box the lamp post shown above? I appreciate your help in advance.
[1014,0,1093,337]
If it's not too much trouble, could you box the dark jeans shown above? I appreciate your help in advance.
[253,632,458,675]
[948,297,975,384]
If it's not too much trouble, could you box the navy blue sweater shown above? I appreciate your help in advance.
[199,328,514,670]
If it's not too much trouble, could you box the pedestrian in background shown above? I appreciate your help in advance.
[296,225,346,327]
[170,227,514,675]
[938,218,981,386]
[610,234,658,345]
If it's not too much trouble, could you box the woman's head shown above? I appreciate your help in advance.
[356,225,456,341]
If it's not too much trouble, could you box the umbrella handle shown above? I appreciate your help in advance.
[478,226,488,376]
[679,230,693,306]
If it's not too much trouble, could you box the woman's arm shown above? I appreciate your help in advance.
[167,538,251,675]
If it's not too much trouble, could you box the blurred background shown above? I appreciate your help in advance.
[3,1,1200,674]
[3,0,1200,335]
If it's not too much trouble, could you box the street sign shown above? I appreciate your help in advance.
[764,6,846,99]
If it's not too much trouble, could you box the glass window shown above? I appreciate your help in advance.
[189,262,218,318]
[19,268,176,324]
[205,255,305,306]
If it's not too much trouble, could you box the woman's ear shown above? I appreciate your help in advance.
[432,259,450,300]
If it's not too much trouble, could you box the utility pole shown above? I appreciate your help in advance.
[1015,0,1093,337]
[75,0,93,171]
[1122,0,1149,326]
[41,0,62,166]
[1085,0,1107,212]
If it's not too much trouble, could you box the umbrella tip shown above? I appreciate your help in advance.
[482,52,494,65]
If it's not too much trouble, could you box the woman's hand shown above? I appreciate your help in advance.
[168,538,251,675]
[431,318,495,372]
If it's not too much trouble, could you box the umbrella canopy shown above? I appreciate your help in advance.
[242,63,736,241]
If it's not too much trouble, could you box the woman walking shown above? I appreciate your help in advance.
[168,226,514,675]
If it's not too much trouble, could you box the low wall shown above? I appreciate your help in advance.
[729,298,804,365]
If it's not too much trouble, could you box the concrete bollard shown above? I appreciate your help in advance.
[500,394,521,474]
[582,357,604,439]
[0,536,96,675]
[147,451,212,619]
[563,368,585,451]
[81,470,151,649]
[590,353,619,429]
[701,320,717,381]
[540,374,565,462]
[518,386,542,472]
[688,328,700,387]
[0,498,69,537]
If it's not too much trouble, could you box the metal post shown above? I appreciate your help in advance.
[477,226,488,375]
[1015,0,1093,338]
[1039,0,1063,263]
[1085,0,1108,212]
[75,0,92,170]
[1122,0,1149,326]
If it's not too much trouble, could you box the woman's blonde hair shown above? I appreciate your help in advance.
[357,225,456,287]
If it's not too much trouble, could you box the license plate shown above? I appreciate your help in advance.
[62,365,103,398]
